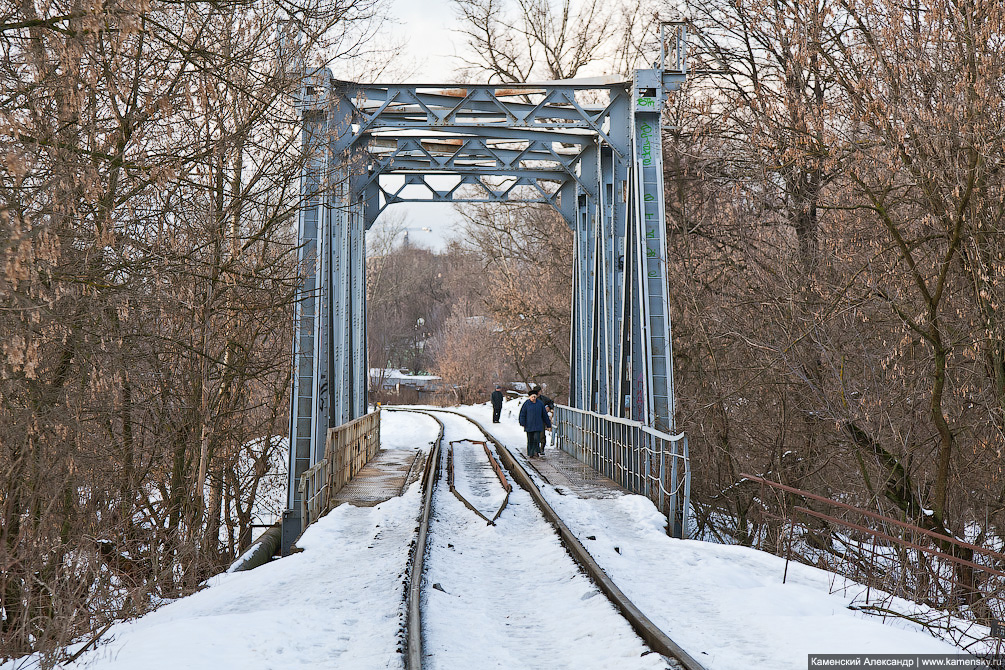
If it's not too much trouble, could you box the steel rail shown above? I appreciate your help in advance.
[446,439,512,526]
[416,408,708,670]
[388,409,443,670]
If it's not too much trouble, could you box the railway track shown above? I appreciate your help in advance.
[391,408,706,670]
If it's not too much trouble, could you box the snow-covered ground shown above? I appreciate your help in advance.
[5,401,971,670]
[464,399,967,668]
[425,412,665,670]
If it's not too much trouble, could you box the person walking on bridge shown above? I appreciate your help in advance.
[491,384,504,423]
[518,388,551,458]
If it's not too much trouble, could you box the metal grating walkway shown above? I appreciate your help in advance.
[332,444,623,508]
[526,447,626,499]
[332,450,426,508]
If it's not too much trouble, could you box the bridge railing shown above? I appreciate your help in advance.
[553,405,691,538]
[299,408,381,528]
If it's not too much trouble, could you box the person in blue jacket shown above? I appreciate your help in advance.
[518,387,552,458]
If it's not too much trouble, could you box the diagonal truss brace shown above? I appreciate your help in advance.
[284,23,689,548]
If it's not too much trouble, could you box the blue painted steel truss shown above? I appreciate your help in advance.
[285,24,688,540]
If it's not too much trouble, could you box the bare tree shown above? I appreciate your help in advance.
[456,202,572,399]
[451,0,663,82]
[430,300,504,403]
[0,0,389,661]
[818,0,1005,529]
[673,0,1005,599]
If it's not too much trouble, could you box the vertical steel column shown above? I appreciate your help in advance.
[621,182,647,424]
[285,73,371,553]
[603,88,632,418]
[629,68,675,433]
[350,193,368,417]
[287,93,326,512]
[568,248,582,409]
[598,144,616,414]
[314,174,331,461]
[327,95,349,429]
[590,217,609,413]
[325,84,371,428]
[570,144,597,411]
[330,171,349,427]
[285,75,330,551]
[584,143,604,412]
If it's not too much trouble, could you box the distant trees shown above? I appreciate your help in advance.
[430,302,504,404]
[366,239,482,375]
[456,202,573,399]
[363,222,569,404]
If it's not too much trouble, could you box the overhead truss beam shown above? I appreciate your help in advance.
[284,22,689,548]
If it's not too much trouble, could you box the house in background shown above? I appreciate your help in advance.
[369,368,442,404]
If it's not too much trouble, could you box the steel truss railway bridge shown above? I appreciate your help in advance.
[282,23,691,550]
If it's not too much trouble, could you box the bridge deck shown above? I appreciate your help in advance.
[525,446,626,499]
[333,442,625,509]
[332,449,426,508]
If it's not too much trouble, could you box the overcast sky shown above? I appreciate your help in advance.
[363,0,465,252]
[389,0,461,83]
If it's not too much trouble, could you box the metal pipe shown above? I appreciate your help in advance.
[227,522,283,573]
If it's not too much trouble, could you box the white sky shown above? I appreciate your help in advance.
[368,202,463,254]
[388,0,462,83]
[10,402,985,670]
[365,0,473,252]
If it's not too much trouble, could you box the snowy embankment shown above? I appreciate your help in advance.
[3,403,969,670]
[3,414,439,670]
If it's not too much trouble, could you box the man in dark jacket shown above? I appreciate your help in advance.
[537,390,554,413]
[518,388,552,458]
[491,385,504,423]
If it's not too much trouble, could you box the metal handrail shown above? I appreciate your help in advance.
[742,472,1005,642]
[299,408,381,529]
[553,405,691,538]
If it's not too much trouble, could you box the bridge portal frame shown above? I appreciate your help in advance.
[283,24,688,547]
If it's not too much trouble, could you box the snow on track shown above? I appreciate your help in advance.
[2,406,966,670]
[421,411,669,670]
[448,438,508,523]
